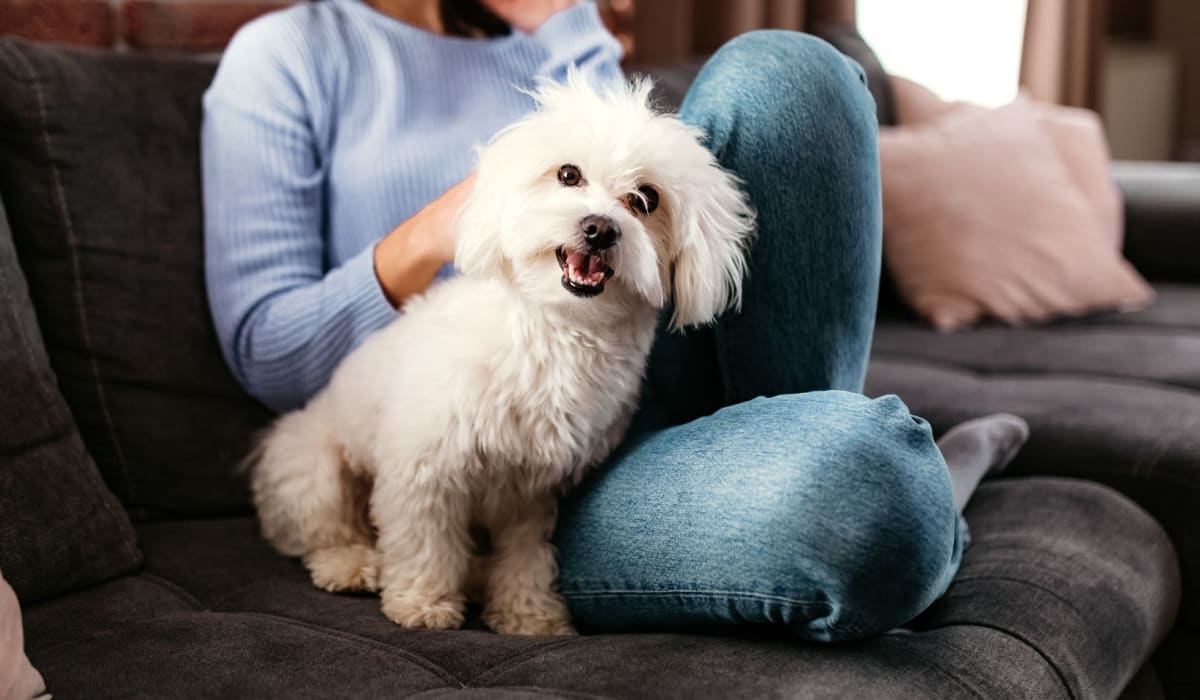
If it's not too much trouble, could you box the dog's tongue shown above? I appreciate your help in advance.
[566,250,602,276]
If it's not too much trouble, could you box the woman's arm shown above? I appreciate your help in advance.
[374,174,472,306]
[203,22,453,412]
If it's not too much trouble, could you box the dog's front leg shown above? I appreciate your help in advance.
[482,494,576,636]
[372,464,472,630]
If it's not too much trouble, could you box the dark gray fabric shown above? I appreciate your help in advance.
[808,23,897,127]
[1118,664,1165,700]
[632,25,897,130]
[0,38,271,517]
[910,480,1179,699]
[21,478,1177,699]
[867,284,1200,635]
[0,195,141,604]
[1114,161,1200,283]
[1152,628,1200,699]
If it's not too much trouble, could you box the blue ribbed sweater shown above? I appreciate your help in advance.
[202,0,622,411]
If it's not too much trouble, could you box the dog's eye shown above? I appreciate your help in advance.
[628,185,659,215]
[557,164,583,187]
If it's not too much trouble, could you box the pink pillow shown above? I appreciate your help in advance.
[0,572,44,700]
[889,76,1125,250]
[879,98,1153,330]
[1035,103,1124,249]
[890,75,957,124]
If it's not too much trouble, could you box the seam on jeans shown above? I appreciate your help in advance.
[468,637,587,686]
[824,619,861,640]
[563,589,862,639]
[919,621,1075,700]
[561,588,829,608]
[12,46,137,507]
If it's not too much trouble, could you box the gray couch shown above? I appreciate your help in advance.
[0,35,1195,699]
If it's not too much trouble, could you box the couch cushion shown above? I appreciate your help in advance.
[0,195,141,604]
[22,478,1178,699]
[0,38,272,517]
[867,283,1200,630]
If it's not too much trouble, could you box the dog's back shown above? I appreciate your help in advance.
[325,274,657,492]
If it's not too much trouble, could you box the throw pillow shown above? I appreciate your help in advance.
[890,76,1124,250]
[878,98,1153,330]
[0,195,141,604]
[0,38,273,517]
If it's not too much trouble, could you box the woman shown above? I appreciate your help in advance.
[203,0,1026,640]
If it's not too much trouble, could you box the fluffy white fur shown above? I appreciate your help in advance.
[248,76,755,635]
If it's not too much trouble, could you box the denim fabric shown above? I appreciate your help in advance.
[553,31,964,641]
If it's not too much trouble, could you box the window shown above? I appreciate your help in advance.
[857,0,1029,107]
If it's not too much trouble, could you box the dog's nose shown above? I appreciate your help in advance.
[580,215,621,250]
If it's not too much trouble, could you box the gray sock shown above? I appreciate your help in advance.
[937,413,1030,512]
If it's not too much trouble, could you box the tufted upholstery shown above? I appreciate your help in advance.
[865,164,1200,697]
[22,479,1179,699]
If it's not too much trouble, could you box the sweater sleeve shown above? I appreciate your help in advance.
[532,2,624,85]
[202,21,397,412]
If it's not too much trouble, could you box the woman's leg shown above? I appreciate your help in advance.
[635,30,882,431]
[555,391,964,641]
[626,29,1025,507]
[553,33,958,641]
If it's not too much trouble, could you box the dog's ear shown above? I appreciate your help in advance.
[669,166,755,330]
[454,161,506,278]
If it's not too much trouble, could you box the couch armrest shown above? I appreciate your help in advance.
[1114,161,1200,282]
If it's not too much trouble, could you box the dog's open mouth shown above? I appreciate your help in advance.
[556,247,614,297]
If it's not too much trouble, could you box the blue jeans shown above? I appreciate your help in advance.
[552,31,964,642]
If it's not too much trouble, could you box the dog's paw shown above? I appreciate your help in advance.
[380,593,465,630]
[303,545,379,593]
[483,596,577,636]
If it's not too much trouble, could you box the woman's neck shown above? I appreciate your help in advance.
[367,0,444,34]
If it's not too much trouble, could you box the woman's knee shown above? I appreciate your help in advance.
[554,393,962,640]
[680,30,876,157]
[736,393,962,640]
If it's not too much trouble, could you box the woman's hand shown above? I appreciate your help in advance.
[479,0,580,33]
[373,173,475,307]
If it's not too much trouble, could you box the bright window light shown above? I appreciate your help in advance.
[857,0,1028,107]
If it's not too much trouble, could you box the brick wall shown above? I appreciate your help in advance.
[0,0,635,54]
[0,0,291,51]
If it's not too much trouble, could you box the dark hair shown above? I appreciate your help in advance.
[440,0,510,38]
[312,0,510,38]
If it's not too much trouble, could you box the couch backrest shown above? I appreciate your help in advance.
[0,26,909,519]
[0,37,272,518]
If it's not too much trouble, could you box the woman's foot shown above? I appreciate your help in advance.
[937,413,1030,512]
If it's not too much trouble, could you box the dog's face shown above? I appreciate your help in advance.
[456,77,754,329]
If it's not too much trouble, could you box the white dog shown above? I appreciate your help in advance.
[248,76,754,635]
